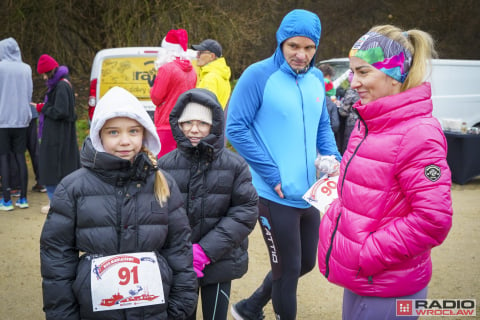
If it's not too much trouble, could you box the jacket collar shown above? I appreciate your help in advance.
[354,82,433,131]
[80,138,156,185]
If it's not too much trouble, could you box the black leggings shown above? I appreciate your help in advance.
[248,198,320,320]
[7,119,39,187]
[1,152,28,200]
[187,281,231,320]
[26,119,40,182]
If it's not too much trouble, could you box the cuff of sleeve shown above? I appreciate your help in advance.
[36,103,45,113]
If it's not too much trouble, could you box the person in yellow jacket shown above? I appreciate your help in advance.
[192,39,231,109]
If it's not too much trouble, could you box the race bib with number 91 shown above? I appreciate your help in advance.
[91,252,165,312]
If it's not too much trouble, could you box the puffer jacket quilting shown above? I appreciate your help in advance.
[158,88,259,286]
[40,138,198,320]
[318,83,453,297]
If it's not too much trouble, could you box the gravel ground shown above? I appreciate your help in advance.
[1,170,478,319]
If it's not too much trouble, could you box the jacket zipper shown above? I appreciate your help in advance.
[325,211,342,278]
[339,114,367,197]
[296,76,311,186]
[116,185,125,252]
[325,113,368,278]
[192,150,206,236]
[201,157,206,236]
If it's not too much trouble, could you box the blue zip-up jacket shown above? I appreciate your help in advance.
[226,9,341,208]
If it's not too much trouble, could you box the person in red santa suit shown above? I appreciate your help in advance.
[150,29,197,158]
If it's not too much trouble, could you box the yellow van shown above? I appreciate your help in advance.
[87,47,160,121]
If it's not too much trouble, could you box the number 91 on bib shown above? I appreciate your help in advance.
[91,252,165,312]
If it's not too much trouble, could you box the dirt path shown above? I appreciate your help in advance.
[1,169,479,319]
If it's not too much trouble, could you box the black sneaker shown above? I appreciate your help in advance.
[231,300,265,320]
[32,184,47,193]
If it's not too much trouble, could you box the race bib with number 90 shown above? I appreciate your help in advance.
[302,175,339,217]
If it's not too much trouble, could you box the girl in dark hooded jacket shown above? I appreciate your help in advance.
[158,88,258,320]
[40,86,198,320]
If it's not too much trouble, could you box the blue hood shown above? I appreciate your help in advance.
[274,9,321,70]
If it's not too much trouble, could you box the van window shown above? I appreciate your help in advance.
[99,57,157,107]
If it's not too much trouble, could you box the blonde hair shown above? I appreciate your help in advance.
[142,147,170,207]
[370,25,438,91]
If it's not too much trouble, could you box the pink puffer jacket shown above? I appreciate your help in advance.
[318,83,453,297]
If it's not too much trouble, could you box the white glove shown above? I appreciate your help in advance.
[315,155,340,176]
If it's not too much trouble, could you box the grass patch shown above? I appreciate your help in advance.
[76,118,90,148]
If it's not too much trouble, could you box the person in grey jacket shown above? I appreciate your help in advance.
[326,97,340,140]
[0,37,32,210]
[337,88,360,154]
[158,88,258,320]
[40,86,198,320]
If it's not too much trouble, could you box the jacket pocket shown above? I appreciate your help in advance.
[151,200,169,224]
[73,256,94,314]
[212,171,234,194]
[155,252,173,300]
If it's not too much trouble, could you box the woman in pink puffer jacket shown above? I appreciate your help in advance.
[318,25,453,320]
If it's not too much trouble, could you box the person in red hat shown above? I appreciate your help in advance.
[150,29,197,158]
[34,54,80,214]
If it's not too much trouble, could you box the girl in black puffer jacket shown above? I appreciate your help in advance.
[40,86,198,320]
[158,88,258,320]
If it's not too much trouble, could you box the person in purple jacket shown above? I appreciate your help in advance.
[318,25,453,319]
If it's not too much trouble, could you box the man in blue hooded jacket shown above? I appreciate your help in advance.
[227,9,341,320]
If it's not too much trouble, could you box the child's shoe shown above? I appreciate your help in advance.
[231,300,265,320]
[10,189,20,197]
[32,184,47,193]
[15,198,29,209]
[0,199,14,211]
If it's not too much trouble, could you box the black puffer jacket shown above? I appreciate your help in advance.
[158,88,258,286]
[40,138,198,320]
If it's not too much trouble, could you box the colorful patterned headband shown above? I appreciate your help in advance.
[349,31,412,83]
